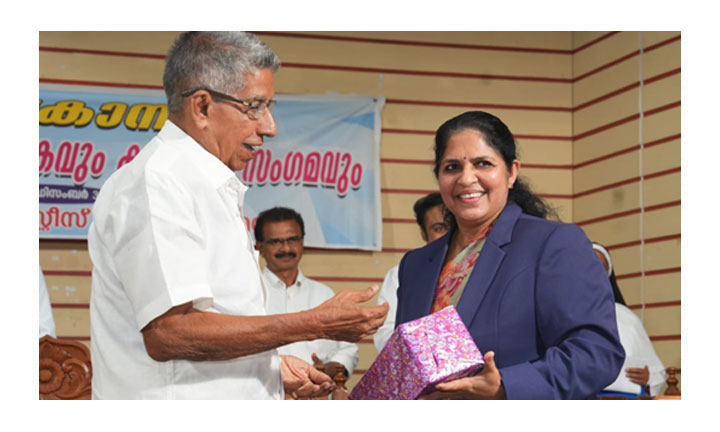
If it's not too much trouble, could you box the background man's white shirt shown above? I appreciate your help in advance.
[263,267,358,374]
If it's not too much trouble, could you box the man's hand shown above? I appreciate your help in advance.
[280,355,335,399]
[626,365,650,387]
[312,285,389,342]
[311,353,347,380]
[418,351,506,400]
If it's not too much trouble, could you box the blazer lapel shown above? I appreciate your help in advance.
[456,203,521,328]
[405,233,449,321]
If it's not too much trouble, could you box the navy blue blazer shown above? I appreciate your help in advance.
[396,202,625,399]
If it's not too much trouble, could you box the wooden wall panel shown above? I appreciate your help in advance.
[574,183,640,224]
[642,37,681,77]
[381,163,437,190]
[644,107,681,143]
[573,120,638,165]
[653,340,681,378]
[573,172,680,223]
[40,52,163,85]
[643,74,680,111]
[382,222,426,250]
[299,250,404,279]
[579,213,640,247]
[641,31,681,48]
[573,89,639,136]
[382,104,571,136]
[621,272,681,305]
[572,31,609,50]
[573,32,639,78]
[380,134,435,160]
[275,68,572,107]
[39,31,179,53]
[516,138,573,165]
[544,198,573,223]
[574,58,640,108]
[643,206,680,239]
[39,242,91,271]
[643,139,680,175]
[45,274,91,304]
[643,172,681,208]
[580,206,679,248]
[304,31,573,49]
[518,168,572,195]
[574,151,639,194]
[642,306,681,337]
[274,68,383,97]
[382,74,572,107]
[609,239,681,278]
[51,307,90,338]
[381,189,434,220]
[259,36,572,78]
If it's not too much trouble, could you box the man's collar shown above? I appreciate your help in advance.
[262,266,305,288]
[159,120,245,192]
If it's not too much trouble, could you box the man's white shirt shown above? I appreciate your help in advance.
[605,303,666,396]
[263,267,358,375]
[373,265,399,352]
[88,120,282,399]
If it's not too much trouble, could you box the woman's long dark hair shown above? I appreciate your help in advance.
[433,111,557,227]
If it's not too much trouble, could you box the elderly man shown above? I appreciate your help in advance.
[88,32,387,400]
[373,192,448,351]
[255,207,359,383]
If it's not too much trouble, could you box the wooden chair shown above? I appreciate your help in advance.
[663,367,681,395]
[657,367,681,399]
[39,335,92,400]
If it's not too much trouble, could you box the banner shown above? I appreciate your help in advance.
[39,84,384,251]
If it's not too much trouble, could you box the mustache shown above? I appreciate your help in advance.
[274,252,297,259]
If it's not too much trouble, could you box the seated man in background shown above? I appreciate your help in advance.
[592,242,666,396]
[256,207,359,381]
[373,193,449,352]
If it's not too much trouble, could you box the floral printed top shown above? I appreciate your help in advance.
[431,225,492,313]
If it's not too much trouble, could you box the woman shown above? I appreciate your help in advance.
[395,111,625,399]
[592,242,666,396]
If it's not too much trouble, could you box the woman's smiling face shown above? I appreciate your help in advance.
[437,129,519,231]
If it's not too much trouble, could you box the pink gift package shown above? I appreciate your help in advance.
[350,305,484,400]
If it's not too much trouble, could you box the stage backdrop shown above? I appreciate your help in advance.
[39,84,385,251]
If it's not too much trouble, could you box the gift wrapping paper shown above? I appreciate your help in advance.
[350,305,484,400]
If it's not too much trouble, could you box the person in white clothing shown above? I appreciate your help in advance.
[592,242,666,396]
[39,268,56,338]
[374,193,449,352]
[255,207,359,381]
[88,31,388,400]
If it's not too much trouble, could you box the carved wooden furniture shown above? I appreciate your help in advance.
[39,335,92,400]
[663,367,681,396]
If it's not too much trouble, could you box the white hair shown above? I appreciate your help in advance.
[162,31,280,113]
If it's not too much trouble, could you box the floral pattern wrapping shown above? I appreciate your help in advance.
[350,306,484,400]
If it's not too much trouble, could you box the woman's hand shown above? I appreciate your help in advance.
[418,351,506,400]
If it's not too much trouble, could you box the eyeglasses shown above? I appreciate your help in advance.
[262,236,302,247]
[181,86,276,120]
